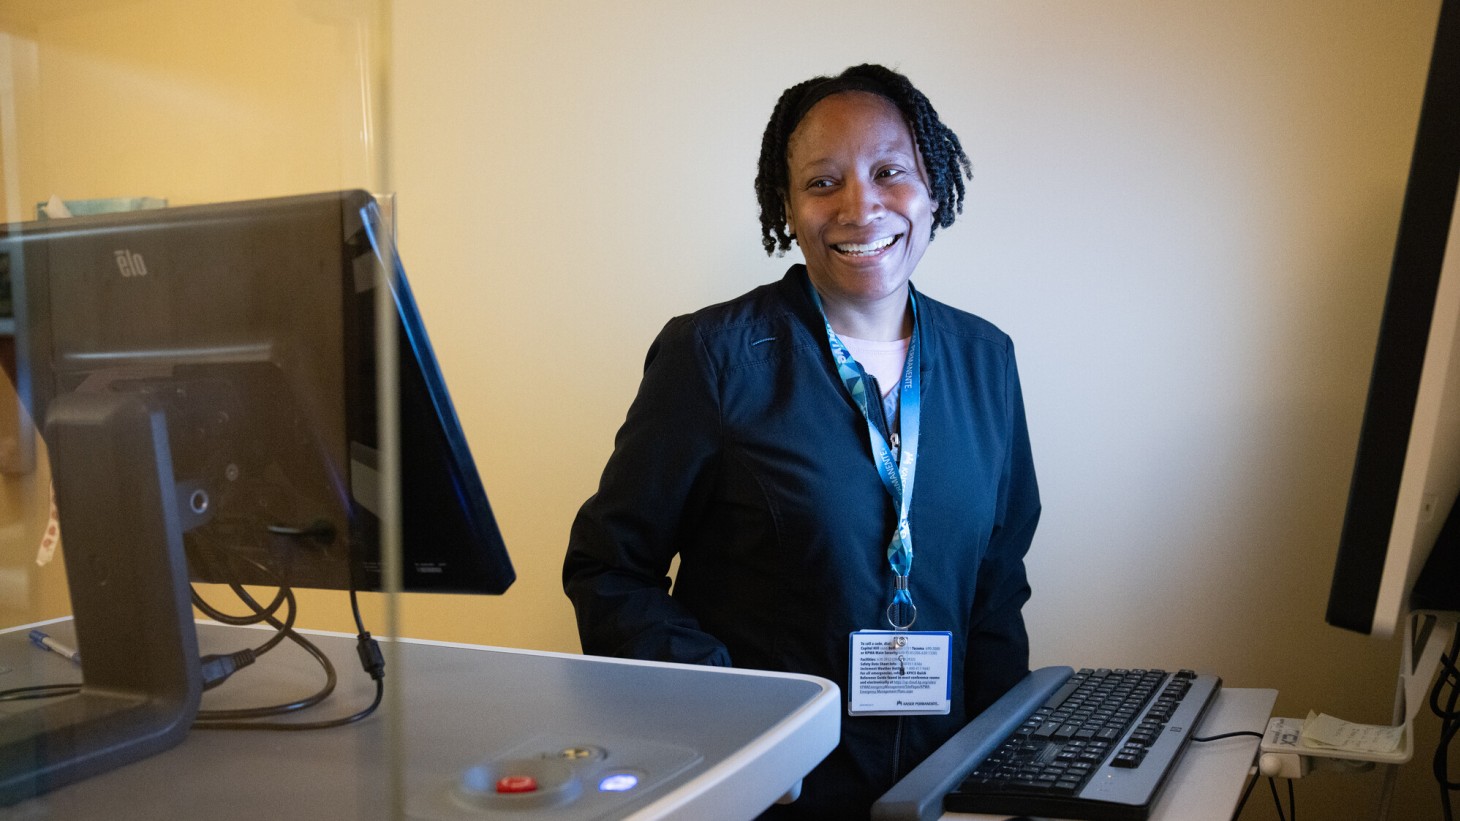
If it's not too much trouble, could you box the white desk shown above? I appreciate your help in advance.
[947,688,1278,821]
[1,620,840,819]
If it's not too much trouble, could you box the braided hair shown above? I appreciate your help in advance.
[754,64,973,256]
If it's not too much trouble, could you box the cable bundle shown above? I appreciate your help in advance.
[1434,628,1460,821]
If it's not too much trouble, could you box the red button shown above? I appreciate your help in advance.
[496,775,538,794]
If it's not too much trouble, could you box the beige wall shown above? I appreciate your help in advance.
[0,1,1450,818]
[388,2,1445,818]
[0,0,380,212]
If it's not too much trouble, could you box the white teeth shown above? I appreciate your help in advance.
[834,236,896,255]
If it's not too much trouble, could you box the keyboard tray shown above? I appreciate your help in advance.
[872,666,1221,821]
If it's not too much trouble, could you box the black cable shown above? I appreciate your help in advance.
[192,572,316,702]
[192,574,337,721]
[192,589,292,658]
[189,548,348,716]
[1230,766,1260,820]
[1431,626,1460,821]
[1268,776,1289,821]
[193,677,383,732]
[193,582,288,625]
[1194,730,1264,743]
[8,534,386,731]
[348,586,387,689]
[1190,729,1267,820]
[348,585,369,636]
[190,555,294,657]
[1,626,350,726]
[191,546,384,731]
[0,682,80,701]
[193,626,338,722]
[219,581,296,656]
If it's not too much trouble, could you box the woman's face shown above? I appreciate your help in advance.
[783,91,935,325]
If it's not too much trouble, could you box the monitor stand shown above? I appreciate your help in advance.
[0,391,201,805]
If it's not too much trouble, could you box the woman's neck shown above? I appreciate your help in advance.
[818,289,913,341]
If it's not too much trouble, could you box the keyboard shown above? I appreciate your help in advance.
[871,666,1221,821]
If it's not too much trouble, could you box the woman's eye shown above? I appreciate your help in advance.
[878,167,905,179]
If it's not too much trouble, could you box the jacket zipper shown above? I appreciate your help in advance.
[892,715,904,780]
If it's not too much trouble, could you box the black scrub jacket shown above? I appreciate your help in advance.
[565,265,1041,819]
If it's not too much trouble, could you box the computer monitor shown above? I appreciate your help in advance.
[0,190,514,802]
[1326,0,1460,640]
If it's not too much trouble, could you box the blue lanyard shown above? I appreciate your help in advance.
[809,285,922,629]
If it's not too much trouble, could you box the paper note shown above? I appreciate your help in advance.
[1299,711,1404,755]
[42,195,72,219]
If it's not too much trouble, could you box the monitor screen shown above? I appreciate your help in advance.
[6,189,514,596]
[1327,0,1460,638]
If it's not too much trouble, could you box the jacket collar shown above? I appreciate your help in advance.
[778,263,925,341]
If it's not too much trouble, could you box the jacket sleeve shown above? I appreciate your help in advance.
[964,339,1040,716]
[562,316,733,666]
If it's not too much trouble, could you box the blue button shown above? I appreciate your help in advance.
[598,773,640,793]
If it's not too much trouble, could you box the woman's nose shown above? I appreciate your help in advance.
[837,178,884,226]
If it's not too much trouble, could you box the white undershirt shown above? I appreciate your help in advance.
[839,334,912,438]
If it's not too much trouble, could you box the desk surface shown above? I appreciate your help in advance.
[946,687,1278,821]
[1,620,840,820]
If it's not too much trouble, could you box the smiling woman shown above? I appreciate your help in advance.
[563,63,1040,820]
[783,91,936,341]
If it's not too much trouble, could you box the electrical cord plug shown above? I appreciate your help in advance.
[200,648,258,691]
[356,632,385,682]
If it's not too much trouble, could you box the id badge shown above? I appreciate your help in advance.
[847,630,952,716]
